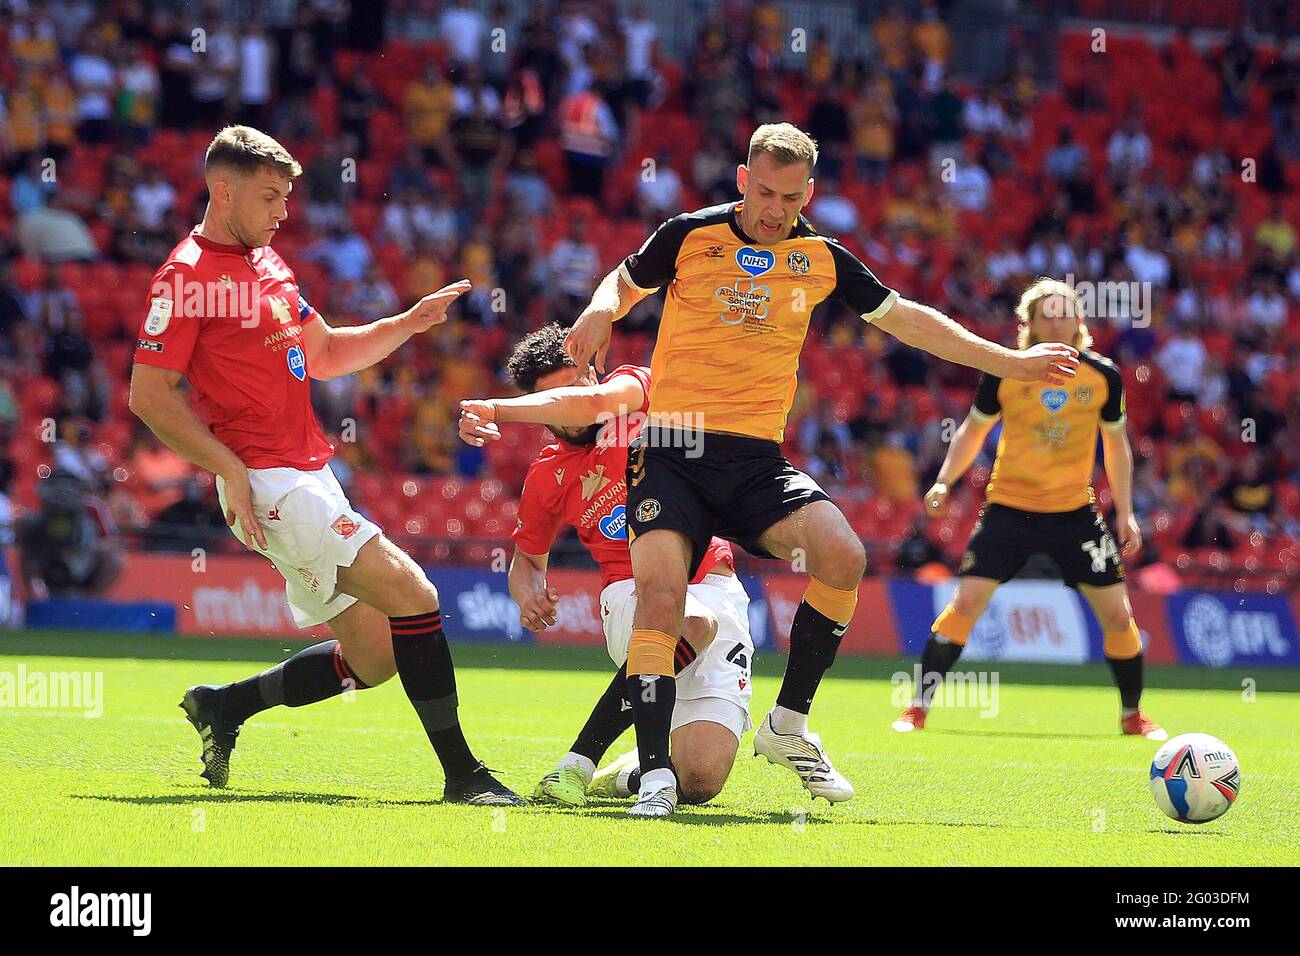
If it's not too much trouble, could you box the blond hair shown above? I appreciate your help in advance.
[1015,277,1093,350]
[205,126,302,179]
[748,123,819,172]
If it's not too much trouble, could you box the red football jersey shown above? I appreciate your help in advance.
[512,365,734,588]
[133,229,334,471]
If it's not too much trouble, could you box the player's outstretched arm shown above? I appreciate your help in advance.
[1100,425,1142,556]
[563,269,652,373]
[301,279,471,380]
[128,364,267,550]
[924,412,997,512]
[873,297,1080,384]
[458,374,647,447]
[509,547,559,631]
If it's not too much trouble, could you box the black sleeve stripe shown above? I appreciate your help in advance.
[1081,350,1125,424]
[824,238,896,319]
[972,373,1003,417]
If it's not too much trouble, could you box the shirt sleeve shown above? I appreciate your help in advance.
[602,364,652,414]
[619,215,691,291]
[511,457,564,556]
[297,290,320,326]
[826,238,898,322]
[133,262,200,373]
[970,373,1003,419]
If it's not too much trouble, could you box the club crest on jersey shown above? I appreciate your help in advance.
[736,246,774,278]
[330,514,359,539]
[599,504,628,540]
[1074,385,1093,404]
[635,498,662,523]
[287,345,306,381]
[787,251,810,274]
[1040,388,1069,413]
[144,297,173,336]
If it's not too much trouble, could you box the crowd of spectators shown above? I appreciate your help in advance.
[0,0,1298,590]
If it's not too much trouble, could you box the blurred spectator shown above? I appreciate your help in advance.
[131,165,177,230]
[18,468,122,598]
[348,264,400,319]
[1107,111,1153,182]
[804,431,848,484]
[944,144,991,212]
[116,41,160,144]
[1220,31,1257,117]
[11,154,57,215]
[69,34,116,144]
[302,220,374,283]
[1165,419,1225,504]
[1155,322,1208,401]
[405,63,455,164]
[338,63,380,159]
[190,15,238,129]
[52,419,110,494]
[809,179,859,235]
[237,19,274,129]
[146,478,225,553]
[447,91,508,221]
[559,84,619,200]
[504,149,555,218]
[1217,452,1276,535]
[440,0,488,67]
[388,145,435,196]
[547,217,600,319]
[1044,126,1086,182]
[851,72,897,183]
[128,430,191,515]
[637,151,683,220]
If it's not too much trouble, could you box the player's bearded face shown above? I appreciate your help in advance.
[1028,296,1084,348]
[736,154,814,245]
[536,366,601,446]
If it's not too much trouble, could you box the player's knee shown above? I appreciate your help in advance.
[676,764,726,805]
[636,579,686,630]
[680,610,718,652]
[811,532,866,589]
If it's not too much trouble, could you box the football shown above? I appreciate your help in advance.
[1149,733,1241,824]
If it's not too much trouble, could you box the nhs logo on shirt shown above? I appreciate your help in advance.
[599,504,628,540]
[736,246,774,278]
[287,346,306,381]
[1040,388,1069,413]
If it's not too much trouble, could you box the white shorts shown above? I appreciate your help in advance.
[216,465,381,628]
[600,572,754,739]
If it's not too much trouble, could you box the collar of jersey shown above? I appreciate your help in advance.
[190,227,256,256]
[730,202,816,244]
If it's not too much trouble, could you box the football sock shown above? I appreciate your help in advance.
[221,640,367,725]
[557,752,597,781]
[1107,653,1144,711]
[627,628,678,775]
[775,598,850,714]
[627,673,675,774]
[673,638,697,673]
[389,611,480,778]
[770,705,808,735]
[570,663,633,764]
[622,766,641,797]
[914,635,965,708]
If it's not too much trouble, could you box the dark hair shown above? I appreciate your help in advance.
[205,125,302,179]
[506,323,577,392]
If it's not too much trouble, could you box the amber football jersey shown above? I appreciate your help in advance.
[619,202,898,442]
[971,350,1126,513]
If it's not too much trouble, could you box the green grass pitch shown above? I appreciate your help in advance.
[2,630,1297,866]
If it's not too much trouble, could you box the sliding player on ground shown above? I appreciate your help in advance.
[129,126,521,805]
[564,122,1080,816]
[459,324,755,811]
[893,279,1167,740]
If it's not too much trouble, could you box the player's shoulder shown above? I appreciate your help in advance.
[523,442,579,491]
[1079,348,1122,381]
[676,201,740,229]
[602,363,651,388]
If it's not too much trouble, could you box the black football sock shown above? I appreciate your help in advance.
[775,601,845,714]
[916,635,965,707]
[570,664,633,763]
[389,611,480,778]
[1107,653,1144,711]
[221,640,366,725]
[627,673,675,776]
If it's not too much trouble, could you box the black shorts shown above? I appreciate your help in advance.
[626,426,832,577]
[959,502,1125,589]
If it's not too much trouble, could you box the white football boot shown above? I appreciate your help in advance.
[753,712,855,803]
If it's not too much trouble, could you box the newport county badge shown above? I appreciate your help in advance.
[635,498,662,522]
[787,250,810,274]
[959,550,976,574]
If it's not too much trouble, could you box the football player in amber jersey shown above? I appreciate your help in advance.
[893,279,1167,740]
[564,122,1080,816]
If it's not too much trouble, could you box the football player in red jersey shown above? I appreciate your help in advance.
[128,126,521,805]
[459,324,757,809]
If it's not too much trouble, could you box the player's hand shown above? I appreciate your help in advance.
[924,481,950,513]
[1117,512,1142,557]
[564,310,612,373]
[1005,342,1079,385]
[458,399,500,446]
[222,468,268,551]
[518,585,560,631]
[402,279,472,333]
